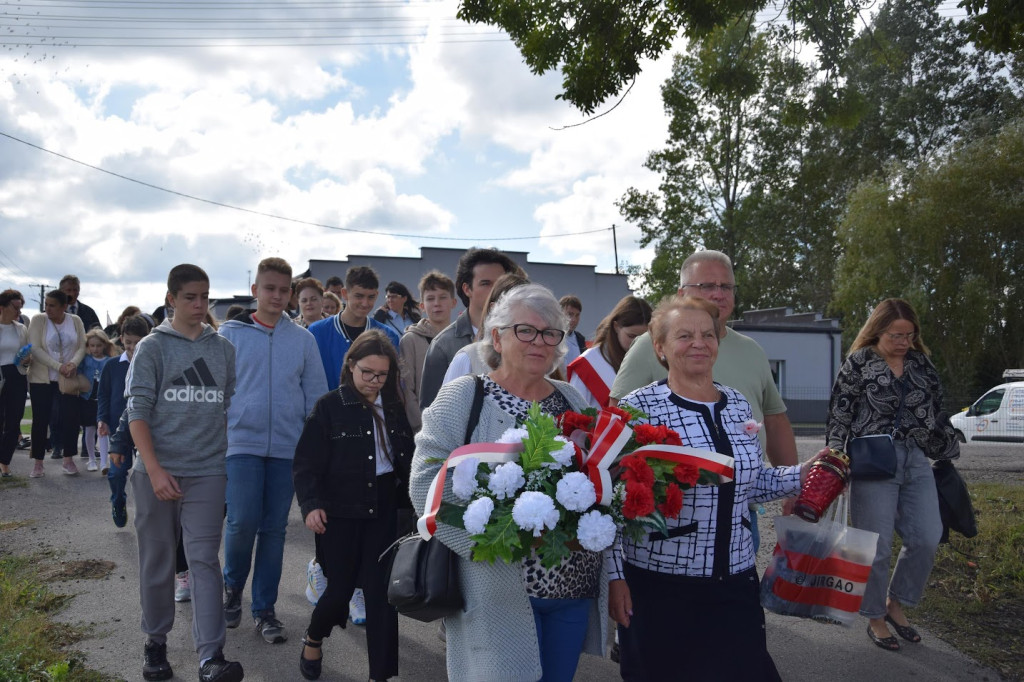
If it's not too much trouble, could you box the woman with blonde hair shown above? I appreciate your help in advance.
[827,298,947,651]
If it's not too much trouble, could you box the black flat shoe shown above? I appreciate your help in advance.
[299,633,322,680]
[867,624,900,651]
[885,614,922,642]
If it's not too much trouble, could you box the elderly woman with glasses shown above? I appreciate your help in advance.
[410,283,609,682]
[293,330,415,681]
[827,298,946,652]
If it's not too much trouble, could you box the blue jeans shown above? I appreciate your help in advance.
[529,597,591,682]
[223,455,295,616]
[850,441,942,618]
[108,450,135,506]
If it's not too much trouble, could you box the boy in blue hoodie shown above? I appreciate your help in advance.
[219,257,327,644]
[125,264,242,682]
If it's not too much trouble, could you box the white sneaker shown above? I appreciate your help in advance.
[174,570,191,602]
[305,559,327,606]
[86,460,98,472]
[349,588,366,625]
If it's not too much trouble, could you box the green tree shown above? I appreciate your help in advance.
[616,21,820,308]
[832,119,1024,398]
[456,0,864,114]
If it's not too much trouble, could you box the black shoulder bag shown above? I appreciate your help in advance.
[849,378,905,480]
[385,376,484,622]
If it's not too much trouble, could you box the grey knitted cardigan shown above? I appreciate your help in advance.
[411,374,610,682]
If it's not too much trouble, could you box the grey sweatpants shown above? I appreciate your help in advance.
[131,470,228,661]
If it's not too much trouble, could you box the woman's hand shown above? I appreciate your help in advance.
[147,464,183,501]
[609,579,633,628]
[59,362,76,378]
[305,509,328,534]
[98,421,109,437]
[109,452,123,468]
[20,355,31,367]
[799,447,833,486]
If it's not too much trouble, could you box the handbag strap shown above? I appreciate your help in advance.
[464,375,484,445]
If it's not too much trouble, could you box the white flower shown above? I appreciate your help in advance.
[463,497,495,535]
[543,436,577,469]
[496,427,529,445]
[488,462,526,500]
[555,471,597,512]
[512,491,560,537]
[576,510,617,552]
[452,457,481,500]
[743,419,762,436]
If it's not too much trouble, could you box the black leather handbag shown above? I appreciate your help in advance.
[385,533,464,622]
[383,377,485,622]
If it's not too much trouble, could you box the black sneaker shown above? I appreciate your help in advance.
[255,612,287,644]
[198,650,244,682]
[142,640,173,681]
[50,450,63,460]
[223,585,242,629]
[112,501,128,528]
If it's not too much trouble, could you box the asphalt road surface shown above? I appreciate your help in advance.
[0,437,1012,681]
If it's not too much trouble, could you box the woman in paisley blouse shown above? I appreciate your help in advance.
[613,296,811,681]
[827,298,945,652]
[410,283,608,682]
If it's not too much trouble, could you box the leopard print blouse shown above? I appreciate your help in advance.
[481,375,602,600]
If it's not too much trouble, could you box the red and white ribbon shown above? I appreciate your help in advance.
[417,442,522,540]
[580,409,633,506]
[629,444,735,483]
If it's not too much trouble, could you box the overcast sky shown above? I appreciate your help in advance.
[0,0,691,321]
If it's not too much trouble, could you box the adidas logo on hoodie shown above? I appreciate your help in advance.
[164,358,225,403]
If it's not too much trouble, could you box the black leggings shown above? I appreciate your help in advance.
[29,382,81,460]
[0,365,27,466]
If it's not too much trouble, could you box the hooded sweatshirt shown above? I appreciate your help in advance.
[125,320,236,477]
[398,317,440,431]
[219,311,328,459]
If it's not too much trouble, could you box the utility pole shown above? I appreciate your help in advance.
[612,224,619,274]
[34,283,49,313]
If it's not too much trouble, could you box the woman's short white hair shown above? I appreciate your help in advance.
[481,283,568,370]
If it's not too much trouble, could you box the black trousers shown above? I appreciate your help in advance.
[619,563,781,682]
[308,473,399,680]
[0,365,27,466]
[29,382,81,461]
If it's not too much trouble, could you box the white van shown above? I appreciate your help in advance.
[950,382,1024,443]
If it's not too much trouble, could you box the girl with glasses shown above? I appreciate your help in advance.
[293,330,414,682]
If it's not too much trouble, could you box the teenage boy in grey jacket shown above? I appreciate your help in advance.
[219,258,328,644]
[126,264,242,682]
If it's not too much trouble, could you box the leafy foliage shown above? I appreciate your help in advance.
[469,507,529,564]
[519,403,561,472]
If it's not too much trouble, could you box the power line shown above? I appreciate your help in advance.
[0,130,612,243]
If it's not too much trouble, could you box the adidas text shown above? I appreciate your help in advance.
[164,386,225,403]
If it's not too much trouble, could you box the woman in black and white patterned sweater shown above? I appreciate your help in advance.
[612,296,813,681]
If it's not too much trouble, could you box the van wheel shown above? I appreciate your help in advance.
[954,429,966,443]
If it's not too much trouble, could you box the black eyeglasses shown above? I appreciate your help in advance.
[501,324,565,346]
[354,364,389,383]
[682,282,737,294]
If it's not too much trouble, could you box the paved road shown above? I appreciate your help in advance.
[0,438,1011,681]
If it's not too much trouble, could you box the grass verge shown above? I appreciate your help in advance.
[914,482,1024,681]
[0,553,110,682]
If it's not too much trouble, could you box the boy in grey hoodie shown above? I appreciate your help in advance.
[126,264,242,682]
[397,270,456,431]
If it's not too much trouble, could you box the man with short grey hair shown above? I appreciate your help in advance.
[610,249,798,493]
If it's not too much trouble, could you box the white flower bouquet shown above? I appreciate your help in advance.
[434,403,617,568]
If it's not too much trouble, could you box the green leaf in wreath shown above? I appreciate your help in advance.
[644,509,669,538]
[469,507,523,564]
[518,402,562,473]
[536,524,573,569]
[437,502,468,529]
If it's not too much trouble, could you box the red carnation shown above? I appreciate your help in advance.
[560,411,593,439]
[620,454,655,487]
[622,481,656,519]
[673,462,700,487]
[664,428,683,446]
[605,405,632,422]
[633,424,660,446]
[658,482,684,519]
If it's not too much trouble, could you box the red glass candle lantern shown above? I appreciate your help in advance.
[793,449,851,522]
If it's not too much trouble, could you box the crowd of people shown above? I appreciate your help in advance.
[0,247,954,682]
